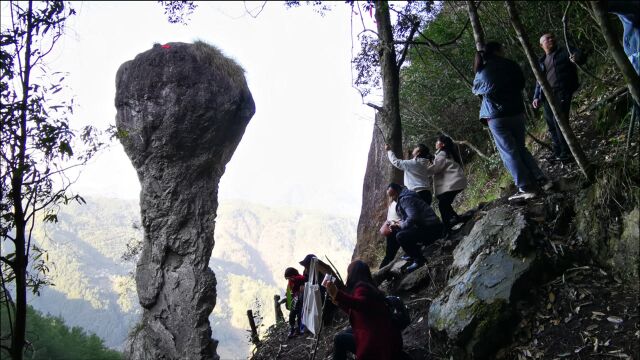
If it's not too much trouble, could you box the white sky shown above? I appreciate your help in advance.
[47,1,378,216]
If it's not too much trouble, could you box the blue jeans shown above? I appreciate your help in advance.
[488,113,545,190]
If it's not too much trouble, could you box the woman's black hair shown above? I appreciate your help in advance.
[415,143,434,161]
[345,260,385,300]
[437,133,462,165]
[284,267,299,278]
[473,41,503,73]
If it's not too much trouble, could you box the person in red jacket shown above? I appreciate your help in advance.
[283,267,307,338]
[325,260,403,360]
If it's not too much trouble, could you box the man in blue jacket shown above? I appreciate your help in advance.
[532,33,584,162]
[384,183,443,273]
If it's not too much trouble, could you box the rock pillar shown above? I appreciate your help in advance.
[115,42,255,359]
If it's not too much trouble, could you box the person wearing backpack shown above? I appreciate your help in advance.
[283,267,307,338]
[325,260,403,360]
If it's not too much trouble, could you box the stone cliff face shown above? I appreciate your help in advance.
[115,42,255,360]
[353,113,402,266]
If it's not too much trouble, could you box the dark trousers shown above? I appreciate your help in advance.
[437,190,462,230]
[417,190,433,205]
[333,328,355,360]
[543,90,573,158]
[380,233,400,268]
[288,295,302,330]
[381,223,444,265]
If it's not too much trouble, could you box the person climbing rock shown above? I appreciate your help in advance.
[472,41,554,202]
[298,254,342,326]
[385,183,443,273]
[385,143,434,205]
[531,33,584,162]
[283,267,306,338]
[425,133,468,236]
[325,260,404,360]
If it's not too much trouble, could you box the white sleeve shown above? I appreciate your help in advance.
[387,150,409,171]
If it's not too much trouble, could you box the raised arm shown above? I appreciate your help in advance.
[387,150,411,171]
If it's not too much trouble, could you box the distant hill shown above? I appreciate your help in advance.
[28,196,356,359]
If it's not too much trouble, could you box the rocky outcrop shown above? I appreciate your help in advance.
[353,115,402,266]
[115,42,255,360]
[428,205,539,359]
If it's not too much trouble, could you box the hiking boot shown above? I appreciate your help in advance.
[287,328,297,339]
[508,189,537,201]
[405,261,425,274]
[400,255,413,261]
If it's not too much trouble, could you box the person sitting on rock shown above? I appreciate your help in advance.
[385,143,434,205]
[283,267,307,338]
[385,183,444,273]
[425,133,468,237]
[325,260,404,360]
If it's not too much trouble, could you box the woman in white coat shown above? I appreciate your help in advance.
[426,134,467,235]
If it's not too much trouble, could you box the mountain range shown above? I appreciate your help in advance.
[28,196,356,359]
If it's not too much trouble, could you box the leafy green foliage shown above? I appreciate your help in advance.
[1,1,109,357]
[0,305,122,360]
[399,1,619,157]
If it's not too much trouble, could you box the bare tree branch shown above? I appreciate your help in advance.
[397,21,420,69]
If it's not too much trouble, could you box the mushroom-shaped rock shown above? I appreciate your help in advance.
[115,41,255,360]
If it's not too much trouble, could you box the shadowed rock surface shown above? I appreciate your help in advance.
[428,206,538,359]
[353,116,402,266]
[115,41,255,360]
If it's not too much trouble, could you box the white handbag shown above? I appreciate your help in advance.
[301,257,323,335]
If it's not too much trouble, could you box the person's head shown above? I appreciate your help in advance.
[299,254,317,270]
[473,41,504,73]
[345,260,375,291]
[284,267,300,279]
[539,33,556,54]
[412,143,432,160]
[386,183,403,201]
[436,133,462,165]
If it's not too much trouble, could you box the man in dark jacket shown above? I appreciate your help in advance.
[532,33,584,162]
[383,183,443,273]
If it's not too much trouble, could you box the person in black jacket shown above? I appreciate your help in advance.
[532,33,584,162]
[384,183,443,273]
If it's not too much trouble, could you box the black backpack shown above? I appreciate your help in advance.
[385,296,411,330]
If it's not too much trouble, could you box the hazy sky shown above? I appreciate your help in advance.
[50,1,378,216]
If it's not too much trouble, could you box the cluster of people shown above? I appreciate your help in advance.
[380,132,468,273]
[275,22,640,358]
[282,256,408,359]
[281,254,342,339]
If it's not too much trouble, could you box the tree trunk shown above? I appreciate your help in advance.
[10,2,34,359]
[590,0,640,107]
[505,1,594,182]
[353,1,403,265]
[467,0,485,51]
